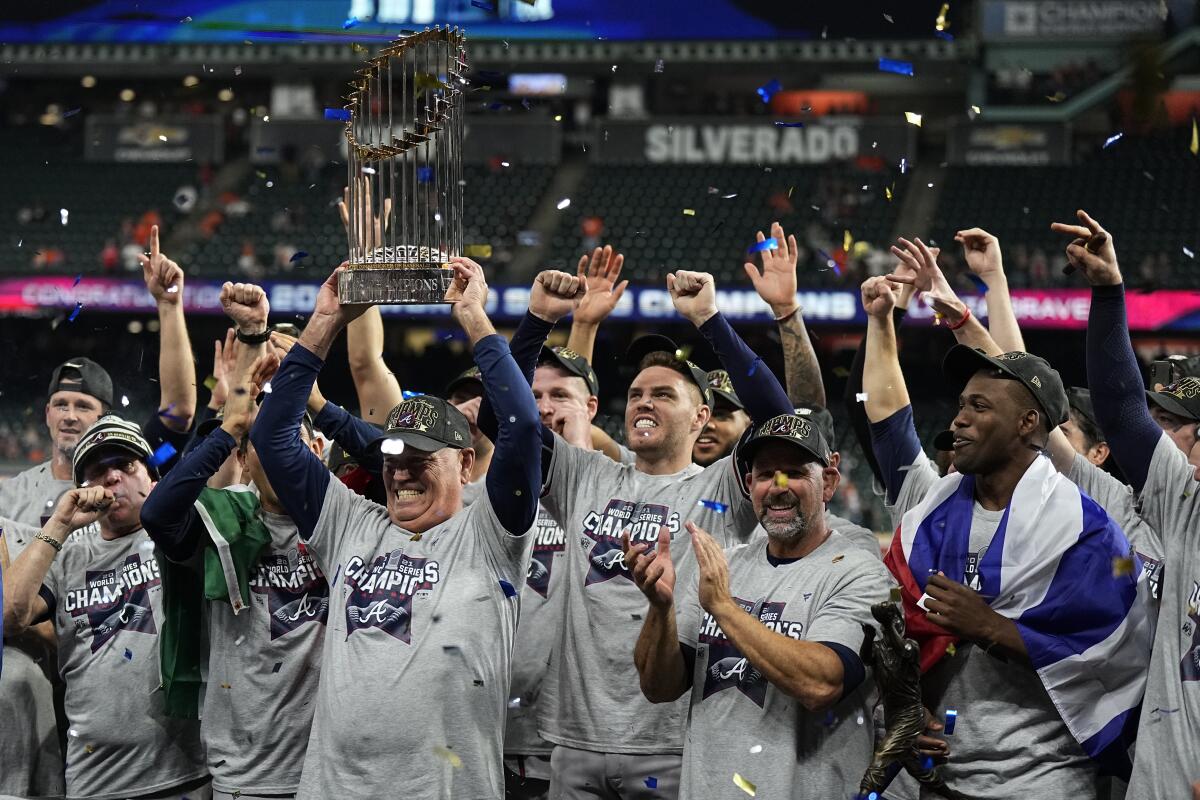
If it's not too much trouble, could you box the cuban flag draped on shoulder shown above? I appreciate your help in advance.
[883,454,1155,778]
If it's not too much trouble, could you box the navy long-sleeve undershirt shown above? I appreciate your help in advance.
[1086,284,1159,492]
[697,312,793,424]
[140,427,238,563]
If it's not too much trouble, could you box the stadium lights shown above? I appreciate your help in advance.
[218,88,234,102]
[119,88,135,102]
[183,75,200,88]
[80,75,96,88]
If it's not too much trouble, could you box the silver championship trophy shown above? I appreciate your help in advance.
[337,27,467,304]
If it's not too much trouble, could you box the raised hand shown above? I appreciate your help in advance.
[689,521,732,615]
[623,526,675,609]
[954,228,1004,282]
[1050,210,1121,285]
[529,269,585,324]
[50,487,114,532]
[338,177,392,251]
[860,275,899,319]
[552,404,594,449]
[446,256,490,317]
[743,221,800,317]
[452,395,483,441]
[219,282,269,334]
[666,270,718,327]
[313,262,367,326]
[887,237,967,325]
[209,329,237,408]
[138,225,184,305]
[572,245,629,326]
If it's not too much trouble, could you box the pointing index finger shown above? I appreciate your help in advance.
[150,225,160,260]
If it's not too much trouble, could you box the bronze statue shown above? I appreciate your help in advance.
[859,599,963,799]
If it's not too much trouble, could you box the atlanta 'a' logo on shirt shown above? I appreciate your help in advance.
[698,597,803,707]
[1182,580,1200,683]
[527,511,566,598]
[343,548,440,643]
[62,553,160,652]
[580,499,679,586]
[250,548,330,640]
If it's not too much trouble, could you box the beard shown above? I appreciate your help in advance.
[757,495,814,545]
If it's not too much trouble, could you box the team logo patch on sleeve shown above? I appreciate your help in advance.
[698,598,803,707]
[342,548,441,642]
[63,554,160,652]
[250,549,330,640]
[580,499,679,586]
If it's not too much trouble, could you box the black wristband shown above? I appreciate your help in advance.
[236,328,271,345]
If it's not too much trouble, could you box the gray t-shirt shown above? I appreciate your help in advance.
[1068,453,1164,562]
[918,504,1095,798]
[824,511,883,559]
[886,451,940,529]
[41,529,207,800]
[0,461,73,528]
[297,477,533,800]
[676,532,892,799]
[1124,434,1200,800]
[538,435,758,754]
[505,506,567,757]
[201,502,327,795]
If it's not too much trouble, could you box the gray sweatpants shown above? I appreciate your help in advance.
[549,745,680,800]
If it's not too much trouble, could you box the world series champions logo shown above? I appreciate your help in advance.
[699,597,803,707]
[580,499,680,585]
[249,548,330,640]
[527,511,566,598]
[62,553,160,652]
[343,548,441,642]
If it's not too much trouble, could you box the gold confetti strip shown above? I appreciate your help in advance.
[843,229,853,252]
[464,244,493,258]
[203,375,218,391]
[890,587,902,603]
[885,185,893,201]
[905,111,923,127]
[682,209,696,216]
[935,2,950,31]
[774,471,788,488]
[733,773,757,796]
[945,642,957,657]
[433,745,463,768]
[1191,118,1198,156]
[1111,556,1135,577]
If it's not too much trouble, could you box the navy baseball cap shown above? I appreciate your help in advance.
[740,412,832,468]
[705,370,744,411]
[444,366,483,399]
[943,346,1069,429]
[539,346,600,396]
[49,357,113,408]
[625,334,713,407]
[1147,377,1200,423]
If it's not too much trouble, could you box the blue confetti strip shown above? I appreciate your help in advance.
[67,302,83,322]
[921,755,934,771]
[63,107,81,118]
[124,648,133,661]
[417,166,434,183]
[499,579,517,598]
[967,274,989,293]
[698,499,729,513]
[1103,132,1124,149]
[878,58,914,76]
[324,108,351,121]
[342,16,360,29]
[147,442,178,468]
[471,0,496,8]
[756,78,782,104]
[747,361,758,377]
[747,239,779,254]
[943,708,957,735]
[289,251,309,263]
[401,390,423,399]
[645,777,658,789]
[774,121,805,127]
[72,273,82,286]
[935,30,955,41]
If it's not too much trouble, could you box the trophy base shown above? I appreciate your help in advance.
[338,265,455,305]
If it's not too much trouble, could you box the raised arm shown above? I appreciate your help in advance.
[955,228,1026,352]
[448,258,549,535]
[339,181,403,425]
[142,284,271,561]
[1053,211,1160,491]
[3,489,112,633]
[567,245,627,363]
[140,225,196,433]
[250,265,368,538]
[860,276,909,424]
[744,222,825,407]
[668,270,792,423]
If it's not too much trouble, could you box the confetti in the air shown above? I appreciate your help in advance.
[60,208,69,225]
[1112,556,1135,577]
[1184,246,1194,259]
[905,112,922,127]
[433,745,463,768]
[471,0,496,8]
[654,59,664,73]
[890,587,902,603]
[289,251,309,263]
[945,642,957,656]
[645,777,658,789]
[324,108,351,121]
[843,229,853,252]
[885,185,894,201]
[900,157,907,174]
[967,274,989,293]
[756,79,782,104]
[698,499,729,513]
[343,16,360,28]
[856,392,868,403]
[1103,132,1123,149]
[68,302,83,322]
[878,58,914,76]
[773,121,805,127]
[944,708,957,734]
[556,198,571,210]
[774,471,788,488]
[121,394,131,407]
[733,773,757,796]
[682,208,696,216]
[747,239,778,254]
[381,439,405,455]
[124,648,133,661]
[465,244,493,258]
[147,442,178,468]
[1191,118,1198,155]
[499,579,517,598]
[935,2,951,31]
